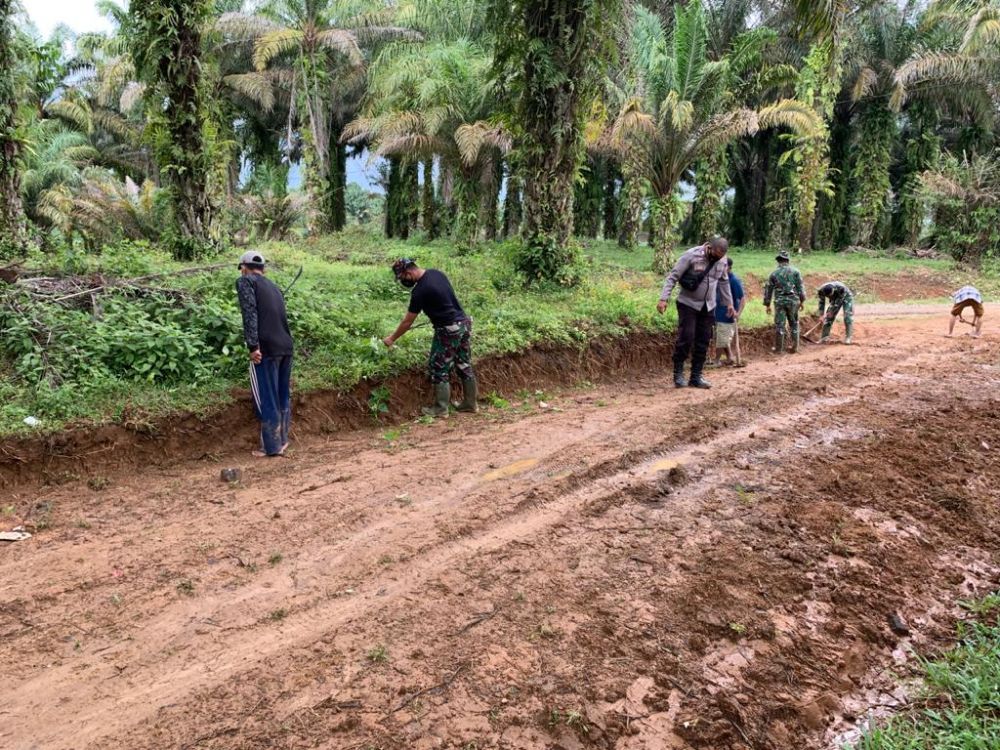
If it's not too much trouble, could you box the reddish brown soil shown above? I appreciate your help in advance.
[2,306,999,750]
[742,267,952,302]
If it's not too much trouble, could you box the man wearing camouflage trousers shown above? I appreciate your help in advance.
[764,251,806,353]
[817,281,854,344]
[383,258,477,416]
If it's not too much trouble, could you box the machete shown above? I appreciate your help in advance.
[283,265,304,295]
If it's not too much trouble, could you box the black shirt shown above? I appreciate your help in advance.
[407,269,467,328]
[236,274,294,356]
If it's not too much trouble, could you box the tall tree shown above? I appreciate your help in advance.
[346,39,510,245]
[0,0,27,258]
[218,0,413,234]
[129,0,214,259]
[492,0,618,281]
[613,2,817,271]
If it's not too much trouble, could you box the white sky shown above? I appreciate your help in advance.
[21,0,114,38]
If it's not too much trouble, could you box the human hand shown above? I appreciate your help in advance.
[726,306,736,320]
[765,306,771,315]
[382,336,395,348]
[657,300,667,315]
[250,349,262,364]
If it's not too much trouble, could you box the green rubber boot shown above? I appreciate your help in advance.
[773,331,785,354]
[422,382,451,417]
[820,320,833,342]
[844,321,854,345]
[456,377,478,413]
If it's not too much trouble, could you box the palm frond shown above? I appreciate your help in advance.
[851,67,878,103]
[119,81,146,113]
[254,28,304,70]
[224,73,277,111]
[454,121,511,166]
[315,28,363,65]
[757,99,821,136]
[46,99,93,133]
[213,12,282,41]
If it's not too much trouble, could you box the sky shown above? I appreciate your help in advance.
[21,0,114,38]
[20,0,382,191]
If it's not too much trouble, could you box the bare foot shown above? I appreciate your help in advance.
[279,443,289,455]
[971,333,981,339]
[945,333,954,338]
[252,449,268,458]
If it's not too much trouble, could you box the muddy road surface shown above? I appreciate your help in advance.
[2,307,999,750]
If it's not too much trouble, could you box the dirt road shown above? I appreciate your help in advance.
[2,307,999,750]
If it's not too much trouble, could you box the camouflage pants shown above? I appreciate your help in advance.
[429,319,474,384]
[825,296,854,327]
[774,300,800,342]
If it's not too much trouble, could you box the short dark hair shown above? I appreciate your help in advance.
[726,257,733,268]
[707,236,729,254]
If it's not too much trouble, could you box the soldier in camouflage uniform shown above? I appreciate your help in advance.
[817,281,854,344]
[763,251,806,353]
[384,258,477,416]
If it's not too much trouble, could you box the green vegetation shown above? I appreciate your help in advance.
[2,0,1000,437]
[849,592,1000,750]
[0,229,994,438]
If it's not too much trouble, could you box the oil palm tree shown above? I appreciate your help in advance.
[215,0,416,233]
[612,1,818,271]
[839,3,921,247]
[345,39,510,245]
[1,0,27,257]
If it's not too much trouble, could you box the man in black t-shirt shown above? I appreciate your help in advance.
[236,250,294,456]
[383,258,477,416]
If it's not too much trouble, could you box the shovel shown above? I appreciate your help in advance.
[802,318,826,344]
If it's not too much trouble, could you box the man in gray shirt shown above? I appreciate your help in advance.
[657,237,735,389]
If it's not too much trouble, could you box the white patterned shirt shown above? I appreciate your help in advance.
[952,286,982,304]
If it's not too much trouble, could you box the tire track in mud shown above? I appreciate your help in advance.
[2,313,999,750]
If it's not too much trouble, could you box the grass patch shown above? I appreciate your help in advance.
[848,591,1000,750]
[1,229,994,437]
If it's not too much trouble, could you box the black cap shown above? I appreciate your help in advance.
[775,251,790,262]
[392,258,417,280]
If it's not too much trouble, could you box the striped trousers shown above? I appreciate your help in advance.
[250,355,292,455]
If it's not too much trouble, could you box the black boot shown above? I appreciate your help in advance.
[455,376,478,413]
[421,382,451,417]
[673,361,688,388]
[688,362,712,389]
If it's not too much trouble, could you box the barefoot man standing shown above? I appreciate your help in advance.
[236,250,294,457]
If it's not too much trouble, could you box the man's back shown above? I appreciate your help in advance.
[237,274,294,357]
[766,265,803,302]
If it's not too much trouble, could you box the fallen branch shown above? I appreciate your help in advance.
[44,263,231,304]
[389,663,468,715]
[452,607,499,636]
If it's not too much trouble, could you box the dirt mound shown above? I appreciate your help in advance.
[0,328,777,491]
[742,268,953,303]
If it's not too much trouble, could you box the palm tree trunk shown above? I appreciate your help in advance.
[385,156,402,238]
[690,149,728,243]
[514,0,607,279]
[405,161,419,234]
[649,193,681,275]
[849,103,895,247]
[617,167,643,250]
[421,157,436,239]
[131,0,213,259]
[502,163,523,239]
[453,166,481,246]
[0,0,26,258]
[483,156,501,242]
[573,156,602,238]
[602,167,619,240]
